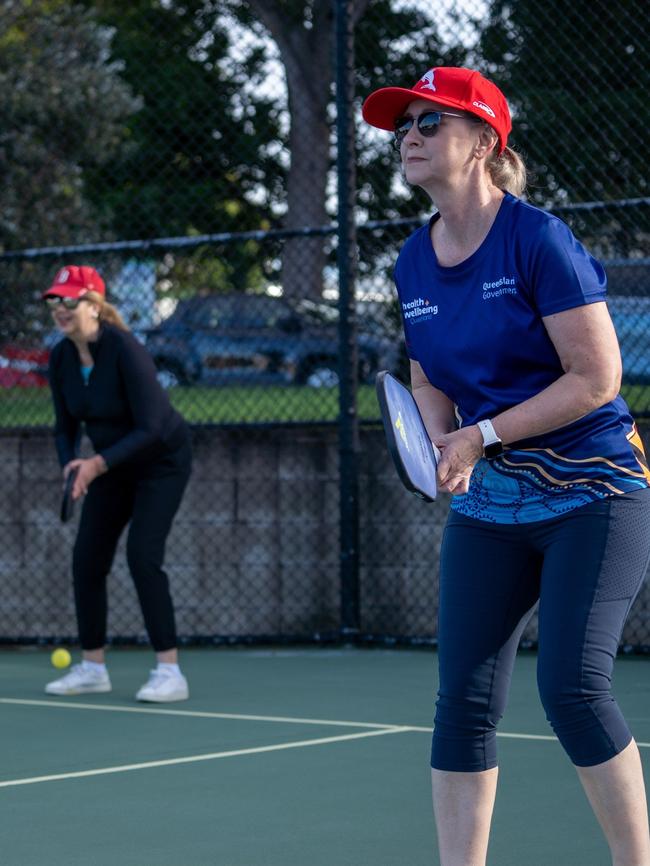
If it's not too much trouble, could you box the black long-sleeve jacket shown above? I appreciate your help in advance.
[48,323,187,469]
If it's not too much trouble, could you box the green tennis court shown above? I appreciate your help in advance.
[1,647,648,866]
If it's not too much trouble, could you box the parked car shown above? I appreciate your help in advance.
[2,294,647,392]
[144,293,402,388]
[0,342,50,387]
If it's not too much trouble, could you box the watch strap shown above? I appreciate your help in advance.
[477,418,500,447]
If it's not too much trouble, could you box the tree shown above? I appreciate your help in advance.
[478,0,649,256]
[0,0,139,341]
[229,0,467,299]
[77,0,290,295]
[3,0,480,307]
[83,1,282,239]
[199,0,361,300]
[355,0,469,223]
[84,0,437,300]
[0,0,139,252]
[353,1,476,293]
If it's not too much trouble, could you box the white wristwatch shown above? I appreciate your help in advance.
[477,419,504,460]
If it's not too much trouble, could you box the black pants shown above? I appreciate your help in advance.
[432,488,650,771]
[72,432,192,652]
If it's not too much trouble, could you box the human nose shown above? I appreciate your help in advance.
[402,119,422,147]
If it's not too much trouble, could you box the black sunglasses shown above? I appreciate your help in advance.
[45,296,86,310]
[393,110,480,148]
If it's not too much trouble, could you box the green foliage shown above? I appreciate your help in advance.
[354,0,476,284]
[0,0,140,339]
[66,0,289,298]
[80,0,285,241]
[478,0,649,255]
[3,0,647,310]
[0,0,139,252]
[355,1,454,224]
[353,0,649,260]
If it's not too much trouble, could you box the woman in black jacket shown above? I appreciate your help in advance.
[43,265,192,702]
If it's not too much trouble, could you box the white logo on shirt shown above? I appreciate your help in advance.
[482,277,517,299]
[402,297,439,320]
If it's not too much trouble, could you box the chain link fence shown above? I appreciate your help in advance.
[1,0,648,650]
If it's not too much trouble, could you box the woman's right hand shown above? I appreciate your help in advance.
[64,455,107,499]
[434,425,483,495]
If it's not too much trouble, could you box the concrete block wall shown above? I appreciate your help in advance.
[0,422,648,647]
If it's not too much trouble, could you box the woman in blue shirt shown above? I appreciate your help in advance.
[363,67,650,865]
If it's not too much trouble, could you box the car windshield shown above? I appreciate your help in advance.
[291,299,339,326]
[167,293,393,337]
[178,296,294,330]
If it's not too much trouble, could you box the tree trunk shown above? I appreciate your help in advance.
[244,0,369,300]
[283,63,331,300]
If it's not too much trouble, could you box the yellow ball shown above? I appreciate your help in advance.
[51,648,72,669]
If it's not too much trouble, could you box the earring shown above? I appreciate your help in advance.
[92,311,99,319]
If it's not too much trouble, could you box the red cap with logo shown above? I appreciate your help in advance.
[362,66,511,154]
[42,265,106,300]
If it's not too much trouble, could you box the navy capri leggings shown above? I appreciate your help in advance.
[431,488,650,772]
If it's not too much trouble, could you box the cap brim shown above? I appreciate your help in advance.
[362,86,473,130]
[362,87,422,130]
[42,286,85,299]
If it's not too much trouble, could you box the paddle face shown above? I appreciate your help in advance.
[376,371,438,502]
[60,470,76,523]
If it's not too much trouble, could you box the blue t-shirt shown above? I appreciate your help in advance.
[394,193,650,523]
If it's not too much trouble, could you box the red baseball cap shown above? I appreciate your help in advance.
[362,66,511,154]
[43,265,106,299]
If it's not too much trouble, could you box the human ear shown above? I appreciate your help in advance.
[475,124,498,157]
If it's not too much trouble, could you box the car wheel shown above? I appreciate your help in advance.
[155,361,185,389]
[305,366,340,388]
[358,355,375,383]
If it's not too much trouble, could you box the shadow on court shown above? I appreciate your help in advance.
[0,647,648,866]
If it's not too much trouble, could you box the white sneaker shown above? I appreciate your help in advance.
[45,664,112,696]
[135,668,189,703]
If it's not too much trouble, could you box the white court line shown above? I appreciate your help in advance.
[0,726,410,789]
[404,725,557,741]
[0,698,395,730]
[402,725,650,749]
[3,700,648,751]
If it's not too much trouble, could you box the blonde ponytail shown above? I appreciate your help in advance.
[487,145,528,198]
[84,291,130,331]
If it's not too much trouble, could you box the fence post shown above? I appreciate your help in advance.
[335,0,360,639]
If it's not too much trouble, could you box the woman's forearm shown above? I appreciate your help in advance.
[412,380,457,441]
[490,370,619,446]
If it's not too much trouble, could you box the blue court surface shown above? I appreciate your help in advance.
[1,646,648,865]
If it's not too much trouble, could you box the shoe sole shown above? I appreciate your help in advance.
[45,684,112,696]
[135,691,189,703]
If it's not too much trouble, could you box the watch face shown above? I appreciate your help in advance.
[484,440,504,460]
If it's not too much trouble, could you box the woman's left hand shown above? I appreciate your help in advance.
[67,455,108,500]
[433,426,484,495]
